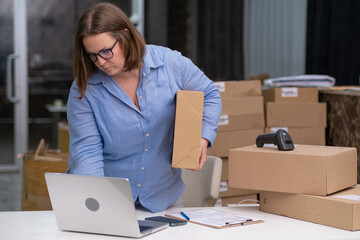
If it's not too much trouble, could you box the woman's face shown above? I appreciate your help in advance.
[82,32,126,76]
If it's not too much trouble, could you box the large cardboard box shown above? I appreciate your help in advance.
[260,185,360,231]
[262,87,319,103]
[22,149,68,211]
[208,129,264,157]
[265,127,325,145]
[266,102,327,127]
[214,80,262,98]
[172,90,204,169]
[229,145,357,196]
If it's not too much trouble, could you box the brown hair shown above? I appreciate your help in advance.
[73,3,145,99]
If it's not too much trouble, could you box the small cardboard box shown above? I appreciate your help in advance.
[260,185,360,231]
[221,97,264,115]
[265,127,325,145]
[219,96,264,132]
[214,80,262,98]
[262,87,319,103]
[208,129,264,157]
[228,145,357,196]
[172,90,204,169]
[266,102,327,127]
[218,113,265,132]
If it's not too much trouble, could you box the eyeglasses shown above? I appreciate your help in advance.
[86,39,119,62]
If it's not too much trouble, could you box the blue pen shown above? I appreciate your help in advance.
[180,211,190,220]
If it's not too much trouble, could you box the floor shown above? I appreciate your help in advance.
[0,124,52,211]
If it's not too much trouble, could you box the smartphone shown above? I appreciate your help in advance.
[145,216,187,227]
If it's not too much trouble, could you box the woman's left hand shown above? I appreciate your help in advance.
[194,138,209,171]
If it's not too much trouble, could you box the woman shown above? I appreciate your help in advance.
[67,2,221,212]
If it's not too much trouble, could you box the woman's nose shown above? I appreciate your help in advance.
[97,57,107,66]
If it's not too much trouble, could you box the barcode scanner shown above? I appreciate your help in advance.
[256,129,294,151]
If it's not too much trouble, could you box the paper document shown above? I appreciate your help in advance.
[166,209,263,229]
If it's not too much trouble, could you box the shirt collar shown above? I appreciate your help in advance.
[142,45,165,76]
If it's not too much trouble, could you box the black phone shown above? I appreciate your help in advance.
[145,216,187,227]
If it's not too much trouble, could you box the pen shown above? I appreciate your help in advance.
[180,211,190,220]
[225,219,252,226]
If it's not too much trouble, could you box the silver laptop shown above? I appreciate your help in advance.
[44,173,168,238]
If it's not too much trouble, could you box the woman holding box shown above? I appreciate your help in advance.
[67,3,221,212]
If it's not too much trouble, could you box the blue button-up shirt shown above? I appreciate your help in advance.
[67,45,221,212]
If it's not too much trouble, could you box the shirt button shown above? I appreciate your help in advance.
[145,133,149,137]
[143,113,147,117]
[138,184,141,187]
[139,96,142,99]
[141,166,145,170]
[145,148,148,152]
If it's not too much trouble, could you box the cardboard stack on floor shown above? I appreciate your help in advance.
[228,144,359,231]
[21,139,69,211]
[207,80,265,206]
[262,87,326,145]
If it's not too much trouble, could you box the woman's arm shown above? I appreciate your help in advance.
[67,81,105,176]
[172,50,222,170]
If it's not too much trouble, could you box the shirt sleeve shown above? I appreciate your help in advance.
[171,50,222,147]
[66,81,105,176]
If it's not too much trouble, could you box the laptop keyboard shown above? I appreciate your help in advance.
[139,225,152,232]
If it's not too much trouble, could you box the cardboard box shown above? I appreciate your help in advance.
[262,87,319,103]
[172,90,204,169]
[208,129,264,157]
[218,113,265,132]
[58,121,69,153]
[22,149,69,211]
[219,96,264,131]
[219,181,259,197]
[229,145,357,196]
[266,102,327,127]
[221,97,264,115]
[260,185,360,231]
[214,80,262,98]
[265,127,325,145]
[206,194,259,207]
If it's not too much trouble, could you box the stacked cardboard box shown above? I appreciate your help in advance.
[260,186,360,231]
[22,140,69,211]
[208,80,265,206]
[228,144,358,230]
[207,81,265,206]
[209,80,265,157]
[263,87,326,145]
[207,157,259,206]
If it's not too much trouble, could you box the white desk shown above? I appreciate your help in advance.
[1,205,360,240]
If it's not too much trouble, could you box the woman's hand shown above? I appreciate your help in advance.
[194,138,209,171]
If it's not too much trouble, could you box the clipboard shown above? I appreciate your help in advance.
[165,209,264,229]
